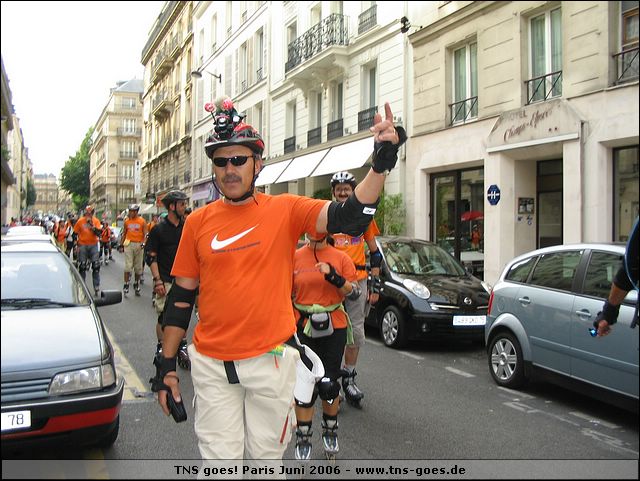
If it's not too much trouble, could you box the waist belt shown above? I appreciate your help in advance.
[222,335,312,385]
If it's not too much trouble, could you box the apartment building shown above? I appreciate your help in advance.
[189,1,408,207]
[407,0,638,284]
[32,173,59,216]
[6,113,29,222]
[89,79,144,222]
[140,1,194,209]
[1,56,17,225]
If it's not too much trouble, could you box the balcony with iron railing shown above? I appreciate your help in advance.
[152,90,172,118]
[358,106,377,132]
[449,96,478,125]
[613,46,639,85]
[327,118,343,141]
[115,103,141,113]
[285,14,349,73]
[117,128,142,136]
[525,71,562,105]
[284,136,296,154]
[358,4,377,35]
[256,67,264,82]
[153,49,173,82]
[120,152,137,160]
[307,127,322,147]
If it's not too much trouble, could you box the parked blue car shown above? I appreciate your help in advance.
[485,243,638,410]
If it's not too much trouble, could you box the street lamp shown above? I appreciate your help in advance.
[191,68,222,83]
[109,162,119,223]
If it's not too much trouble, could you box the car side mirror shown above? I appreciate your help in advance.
[94,289,123,306]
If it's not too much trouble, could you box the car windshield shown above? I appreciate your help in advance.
[382,241,467,276]
[1,252,90,308]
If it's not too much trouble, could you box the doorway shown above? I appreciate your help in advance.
[537,159,563,248]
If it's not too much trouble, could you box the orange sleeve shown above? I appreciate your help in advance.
[364,219,380,241]
[170,213,199,279]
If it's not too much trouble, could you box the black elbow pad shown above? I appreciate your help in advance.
[163,282,197,331]
[327,194,379,237]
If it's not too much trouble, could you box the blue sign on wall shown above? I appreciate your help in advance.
[487,184,501,205]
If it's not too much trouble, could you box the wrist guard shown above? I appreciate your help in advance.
[369,275,382,295]
[595,300,620,325]
[371,126,407,174]
[370,250,383,269]
[163,282,197,330]
[149,353,187,423]
[324,264,346,288]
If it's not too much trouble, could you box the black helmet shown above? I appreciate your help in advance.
[128,203,140,211]
[330,171,357,189]
[204,97,265,159]
[162,190,188,209]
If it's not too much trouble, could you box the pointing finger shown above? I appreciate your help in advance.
[384,102,393,122]
[373,112,382,127]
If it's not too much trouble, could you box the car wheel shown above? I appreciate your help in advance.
[96,415,120,448]
[488,332,526,388]
[380,305,408,349]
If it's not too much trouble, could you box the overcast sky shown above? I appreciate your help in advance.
[1,1,165,176]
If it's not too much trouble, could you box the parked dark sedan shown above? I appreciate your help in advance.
[1,242,124,450]
[365,237,491,348]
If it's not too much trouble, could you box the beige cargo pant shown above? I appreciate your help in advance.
[188,343,299,462]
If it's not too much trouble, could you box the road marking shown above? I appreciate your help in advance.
[399,351,425,361]
[581,428,639,456]
[445,366,475,377]
[497,386,536,399]
[569,412,620,430]
[105,327,152,402]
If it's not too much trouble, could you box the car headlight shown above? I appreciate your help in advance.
[481,281,492,294]
[49,364,116,395]
[402,279,431,299]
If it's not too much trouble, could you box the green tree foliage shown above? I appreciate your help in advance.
[26,177,36,207]
[375,192,405,235]
[312,187,332,200]
[60,127,94,211]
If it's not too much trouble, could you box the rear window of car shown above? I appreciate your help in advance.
[505,256,538,283]
[528,250,582,292]
[582,250,623,298]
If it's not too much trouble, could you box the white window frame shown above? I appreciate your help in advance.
[451,41,477,123]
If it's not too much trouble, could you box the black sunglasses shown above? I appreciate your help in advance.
[212,155,254,168]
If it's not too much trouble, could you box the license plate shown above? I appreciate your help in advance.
[1,410,31,431]
[453,315,486,326]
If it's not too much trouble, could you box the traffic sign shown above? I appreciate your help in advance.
[487,184,501,205]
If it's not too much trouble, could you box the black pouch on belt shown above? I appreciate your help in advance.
[310,312,334,338]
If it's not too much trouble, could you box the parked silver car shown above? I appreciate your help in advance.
[485,243,638,410]
[1,242,124,449]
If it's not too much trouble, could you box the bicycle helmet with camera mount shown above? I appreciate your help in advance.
[203,97,265,203]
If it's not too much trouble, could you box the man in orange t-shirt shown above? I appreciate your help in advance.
[119,204,147,296]
[154,96,405,463]
[73,205,102,296]
[330,171,382,408]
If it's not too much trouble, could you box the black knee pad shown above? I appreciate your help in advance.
[157,314,163,325]
[79,261,90,274]
[92,260,101,272]
[317,377,340,401]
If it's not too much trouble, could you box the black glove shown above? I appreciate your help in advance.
[324,264,346,288]
[371,126,407,174]
[149,353,187,423]
[594,300,620,326]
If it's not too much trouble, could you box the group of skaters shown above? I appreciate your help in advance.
[148,96,406,466]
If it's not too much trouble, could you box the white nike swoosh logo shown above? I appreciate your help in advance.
[211,225,258,250]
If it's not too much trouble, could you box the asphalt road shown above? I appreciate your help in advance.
[3,251,638,478]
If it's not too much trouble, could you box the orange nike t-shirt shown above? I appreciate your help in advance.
[292,244,357,329]
[332,219,380,280]
[171,192,327,360]
[124,216,147,243]
[73,216,102,246]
